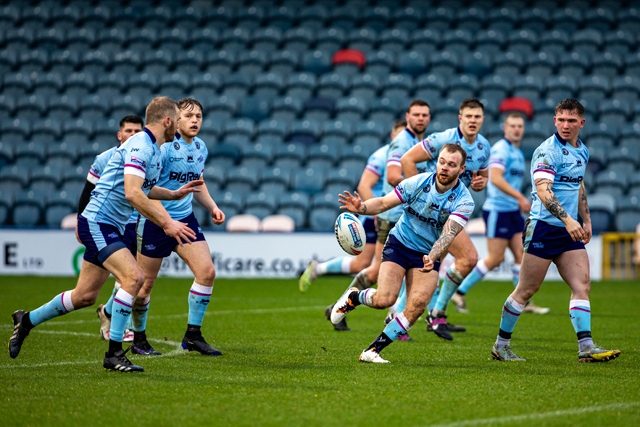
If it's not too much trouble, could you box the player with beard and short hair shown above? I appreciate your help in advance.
[329,144,474,363]
[8,96,201,372]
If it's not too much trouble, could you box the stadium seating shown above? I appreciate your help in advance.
[0,0,638,232]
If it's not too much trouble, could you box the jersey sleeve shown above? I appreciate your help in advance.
[489,141,508,171]
[393,174,423,204]
[532,145,560,182]
[449,190,475,227]
[421,130,450,157]
[386,138,408,168]
[87,153,102,184]
[365,151,383,177]
[123,143,153,179]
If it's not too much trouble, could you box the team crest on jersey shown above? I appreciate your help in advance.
[187,155,194,163]
[423,184,431,193]
[477,143,483,150]
[577,159,582,166]
[195,141,201,150]
[448,193,456,202]
[562,148,569,155]
[174,142,180,150]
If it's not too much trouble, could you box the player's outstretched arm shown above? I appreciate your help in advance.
[420,219,465,272]
[338,190,401,216]
[578,181,592,244]
[400,143,432,178]
[194,180,225,225]
[535,178,585,242]
[124,175,197,245]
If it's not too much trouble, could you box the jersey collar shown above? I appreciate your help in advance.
[405,127,416,139]
[143,127,157,144]
[554,132,583,147]
[175,132,182,141]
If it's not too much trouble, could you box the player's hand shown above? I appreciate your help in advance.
[518,196,531,215]
[338,191,363,213]
[564,218,587,242]
[163,219,197,246]
[470,171,487,191]
[173,180,204,200]
[211,207,225,225]
[581,221,592,245]
[419,255,434,272]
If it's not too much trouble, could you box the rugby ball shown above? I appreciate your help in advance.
[334,212,366,256]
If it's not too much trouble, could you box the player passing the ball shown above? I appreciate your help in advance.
[330,144,474,363]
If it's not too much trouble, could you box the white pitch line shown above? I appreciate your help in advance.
[0,305,327,328]
[1,330,185,369]
[429,402,640,427]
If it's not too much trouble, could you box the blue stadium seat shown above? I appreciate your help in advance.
[18,48,50,74]
[127,27,158,52]
[519,8,550,33]
[77,49,109,75]
[586,122,618,148]
[202,163,227,189]
[493,51,524,77]
[252,27,282,52]
[588,192,616,234]
[244,191,277,219]
[303,97,335,122]
[12,190,44,226]
[594,169,628,198]
[216,191,245,216]
[526,52,558,78]
[14,142,43,169]
[365,51,394,79]
[316,73,347,100]
[585,7,615,33]
[508,29,539,56]
[284,72,316,100]
[282,26,315,53]
[66,27,97,53]
[313,27,344,53]
[0,141,14,167]
[578,76,610,104]
[225,167,260,195]
[235,3,266,30]
[190,27,219,52]
[22,5,52,27]
[381,74,413,103]
[270,50,300,76]
[159,27,188,52]
[321,120,354,147]
[611,76,640,104]
[0,165,29,193]
[475,29,506,55]
[608,146,639,173]
[429,51,460,76]
[3,72,32,98]
[591,52,622,78]
[362,6,391,32]
[378,28,409,52]
[239,96,271,123]
[220,27,251,52]
[44,190,77,227]
[551,8,582,33]
[259,167,292,194]
[204,50,235,76]
[253,73,284,100]
[409,28,441,55]
[190,73,221,102]
[291,167,326,194]
[0,199,9,225]
[0,4,21,28]
[538,29,570,56]
[604,30,636,55]
[335,97,368,123]
[395,50,427,77]
[426,5,456,31]
[329,5,359,31]
[442,29,473,55]
[174,49,206,74]
[512,75,544,101]
[268,6,296,32]
[2,117,32,143]
[82,5,113,29]
[257,119,290,141]
[448,75,479,101]
[347,28,376,53]
[479,74,512,103]
[599,99,631,129]
[414,74,445,103]
[487,7,518,32]
[557,52,591,79]
[206,143,241,169]
[222,118,255,147]
[289,120,320,145]
[307,143,341,170]
[0,48,19,75]
[204,5,235,31]
[301,50,332,75]
[350,74,381,102]
[173,7,204,31]
[309,207,341,231]
[298,5,329,30]
[326,166,359,191]
[311,191,339,210]
[546,75,577,101]
[236,50,268,75]
[5,26,35,53]
[240,142,274,170]
[95,72,126,99]
[274,143,306,169]
[571,29,603,56]
[456,6,487,31]
[15,95,47,122]
[392,6,424,31]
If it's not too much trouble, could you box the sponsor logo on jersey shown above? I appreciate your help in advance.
[407,206,445,229]
[108,232,118,238]
[130,156,146,168]
[169,171,200,183]
[169,157,183,162]
[532,242,544,248]
[142,178,157,189]
[559,175,583,183]
[145,244,156,250]
[187,155,194,163]
[131,148,140,152]
[510,169,524,177]
[197,155,204,163]
[430,203,440,209]
[577,159,582,166]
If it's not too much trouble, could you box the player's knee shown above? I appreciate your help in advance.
[459,253,478,272]
[486,254,504,269]
[372,293,394,309]
[74,291,99,308]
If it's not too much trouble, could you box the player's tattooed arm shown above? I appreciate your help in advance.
[535,178,569,220]
[578,180,591,220]
[429,219,464,261]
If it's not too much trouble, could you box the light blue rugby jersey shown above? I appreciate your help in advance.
[379,128,425,222]
[421,127,491,188]
[82,128,162,234]
[483,138,526,212]
[364,145,388,198]
[390,172,475,253]
[87,145,138,224]
[530,132,589,227]
[156,133,208,220]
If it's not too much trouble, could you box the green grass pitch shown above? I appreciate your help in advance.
[1,275,639,426]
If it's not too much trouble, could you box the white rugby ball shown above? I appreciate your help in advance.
[334,212,366,256]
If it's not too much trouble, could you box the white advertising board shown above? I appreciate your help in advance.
[0,230,602,280]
